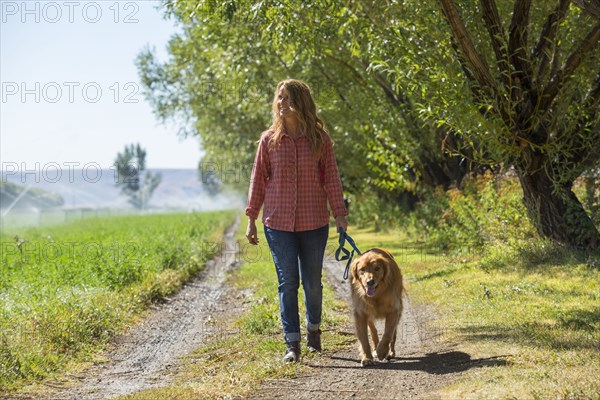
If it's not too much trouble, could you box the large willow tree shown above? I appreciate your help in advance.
[430,0,600,248]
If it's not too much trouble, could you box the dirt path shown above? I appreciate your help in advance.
[36,220,490,400]
[247,257,482,400]
[44,216,241,400]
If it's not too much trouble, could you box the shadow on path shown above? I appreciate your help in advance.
[319,351,510,374]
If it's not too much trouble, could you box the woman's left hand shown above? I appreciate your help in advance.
[335,216,348,233]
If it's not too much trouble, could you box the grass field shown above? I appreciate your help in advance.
[0,210,236,391]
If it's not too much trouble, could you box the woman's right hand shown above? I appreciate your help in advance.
[246,219,259,245]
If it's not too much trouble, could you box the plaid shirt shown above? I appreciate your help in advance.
[246,129,348,232]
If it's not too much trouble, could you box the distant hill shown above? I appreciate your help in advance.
[1,169,241,211]
[0,181,64,211]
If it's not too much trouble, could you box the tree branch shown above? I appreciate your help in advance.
[533,0,571,82]
[323,52,368,86]
[359,59,402,107]
[480,0,510,87]
[572,0,600,20]
[508,0,533,93]
[447,37,512,127]
[314,61,355,111]
[539,22,600,114]
[439,0,497,91]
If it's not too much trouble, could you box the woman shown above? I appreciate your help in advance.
[245,79,348,362]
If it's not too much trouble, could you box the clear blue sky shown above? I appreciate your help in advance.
[1,0,201,170]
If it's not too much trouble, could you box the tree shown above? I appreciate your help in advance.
[429,0,600,248]
[114,144,162,210]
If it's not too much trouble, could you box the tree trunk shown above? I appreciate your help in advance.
[517,165,600,250]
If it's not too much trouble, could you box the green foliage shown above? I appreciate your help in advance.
[576,172,600,226]
[407,1,600,246]
[351,0,600,196]
[0,211,234,390]
[414,174,536,249]
[350,191,406,232]
[352,173,537,252]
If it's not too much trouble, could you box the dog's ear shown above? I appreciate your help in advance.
[388,257,401,280]
[378,248,395,261]
[380,259,388,281]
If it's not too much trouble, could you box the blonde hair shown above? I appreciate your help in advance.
[268,79,326,155]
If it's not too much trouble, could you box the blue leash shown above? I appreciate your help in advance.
[335,227,362,280]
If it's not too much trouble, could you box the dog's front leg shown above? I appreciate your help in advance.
[376,311,401,360]
[389,327,397,359]
[354,311,374,366]
[368,320,379,349]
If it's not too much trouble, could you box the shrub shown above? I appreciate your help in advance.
[351,173,537,250]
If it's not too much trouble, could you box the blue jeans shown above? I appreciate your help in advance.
[264,225,329,343]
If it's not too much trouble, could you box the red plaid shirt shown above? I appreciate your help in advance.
[246,129,348,232]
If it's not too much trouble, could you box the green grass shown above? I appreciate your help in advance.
[435,247,599,399]
[0,210,236,392]
[122,219,352,400]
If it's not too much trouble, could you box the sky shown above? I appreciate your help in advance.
[0,0,201,170]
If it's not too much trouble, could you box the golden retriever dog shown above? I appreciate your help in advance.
[350,248,403,366]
